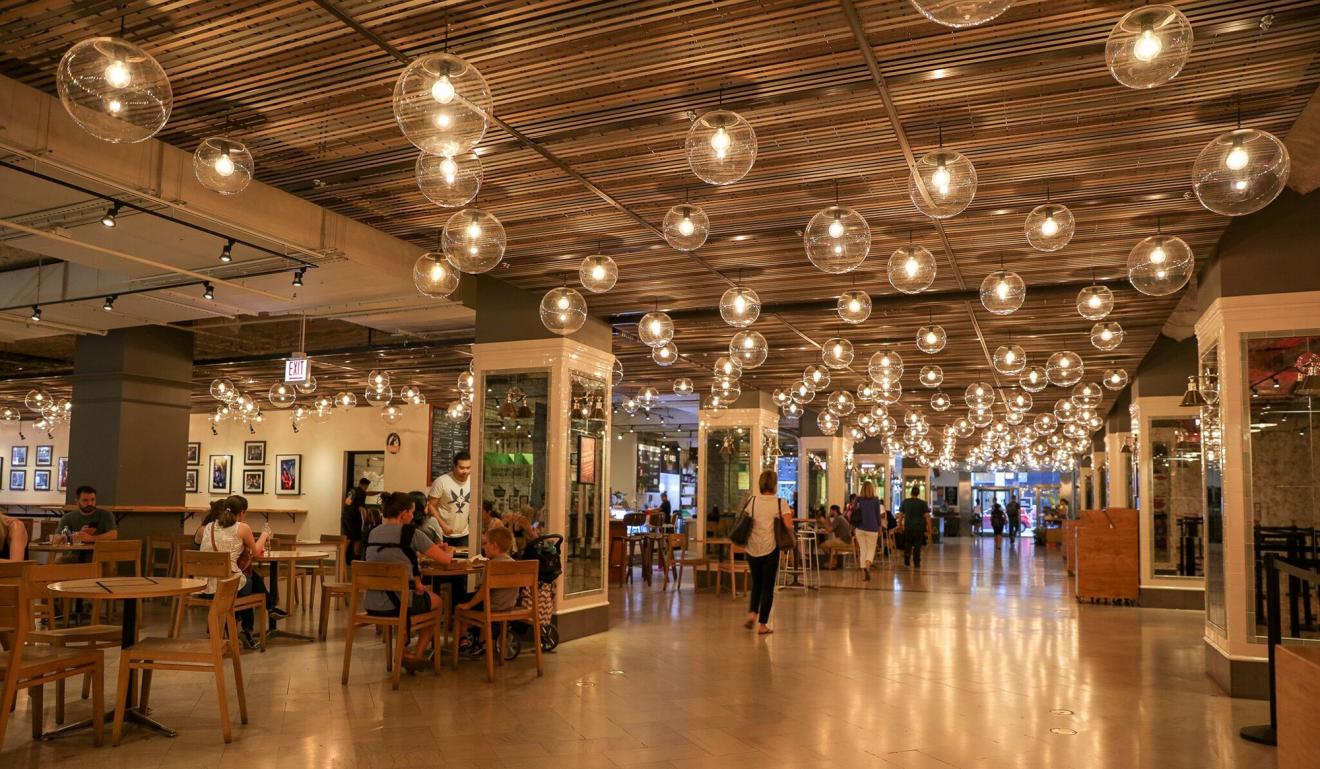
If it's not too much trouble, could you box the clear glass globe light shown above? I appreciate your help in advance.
[1007,390,1033,413]
[980,270,1026,315]
[1024,203,1074,251]
[334,391,358,409]
[804,206,870,274]
[916,325,947,354]
[822,338,855,370]
[875,380,903,405]
[1090,321,1125,351]
[416,151,482,208]
[837,289,872,324]
[445,400,470,423]
[909,0,1016,28]
[364,386,393,408]
[638,311,675,348]
[1077,284,1114,320]
[392,52,492,156]
[413,251,461,298]
[1192,128,1290,217]
[1018,366,1048,393]
[56,37,172,143]
[888,245,937,294]
[804,364,831,389]
[540,287,588,336]
[686,110,757,185]
[714,356,742,380]
[1046,351,1085,387]
[442,209,506,274]
[730,331,768,369]
[920,365,944,388]
[931,391,952,412]
[965,382,995,409]
[208,379,235,402]
[1103,369,1129,391]
[367,370,391,392]
[868,350,904,383]
[650,342,678,366]
[1128,234,1193,296]
[993,344,1027,375]
[673,378,694,395]
[790,380,816,404]
[719,286,761,328]
[910,149,977,219]
[294,376,318,395]
[817,411,840,435]
[1072,382,1103,408]
[194,137,253,195]
[827,390,856,417]
[1106,5,1193,90]
[663,204,710,251]
[579,254,618,294]
[268,383,296,409]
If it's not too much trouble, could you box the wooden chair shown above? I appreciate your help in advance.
[26,562,122,725]
[0,562,105,747]
[171,534,198,576]
[92,540,141,623]
[671,533,711,591]
[145,535,175,580]
[115,575,246,745]
[341,562,443,690]
[621,513,647,584]
[298,534,346,615]
[717,544,750,597]
[451,560,543,683]
[315,536,352,641]
[171,550,267,650]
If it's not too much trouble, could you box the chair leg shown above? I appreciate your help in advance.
[482,621,495,683]
[340,618,356,686]
[229,624,249,725]
[451,617,464,670]
[318,586,332,641]
[55,677,65,725]
[258,606,268,651]
[138,670,153,713]
[532,613,544,677]
[0,659,17,745]
[383,626,393,672]
[29,683,43,739]
[170,596,185,638]
[391,623,404,691]
[213,661,232,744]
[81,670,92,700]
[111,656,131,746]
[91,659,104,747]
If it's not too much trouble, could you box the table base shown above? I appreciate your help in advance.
[266,627,315,643]
[41,706,178,740]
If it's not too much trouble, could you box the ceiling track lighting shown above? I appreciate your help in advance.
[103,295,116,311]
[29,305,41,322]
[101,203,120,228]
[292,267,306,287]
[220,239,234,263]
[202,282,215,300]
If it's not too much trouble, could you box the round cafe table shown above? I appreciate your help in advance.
[255,549,330,642]
[44,576,206,740]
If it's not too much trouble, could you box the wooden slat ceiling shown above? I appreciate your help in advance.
[2,0,1319,436]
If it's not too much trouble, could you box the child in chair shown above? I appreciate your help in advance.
[457,527,521,654]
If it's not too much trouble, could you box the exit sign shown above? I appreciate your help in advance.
[284,357,310,383]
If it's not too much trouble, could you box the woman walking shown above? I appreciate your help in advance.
[743,469,793,635]
[852,482,883,581]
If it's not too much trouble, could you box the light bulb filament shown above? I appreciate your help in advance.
[1133,27,1164,62]
[431,75,456,104]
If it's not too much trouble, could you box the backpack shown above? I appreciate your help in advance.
[364,524,420,610]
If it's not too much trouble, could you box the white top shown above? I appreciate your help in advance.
[745,494,788,558]
[199,521,248,592]
[428,472,471,538]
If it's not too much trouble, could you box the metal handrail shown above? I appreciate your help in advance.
[1239,554,1320,747]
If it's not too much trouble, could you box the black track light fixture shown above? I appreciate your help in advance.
[29,305,41,322]
[202,282,215,300]
[100,203,120,228]
[220,239,234,263]
[103,295,117,311]
[292,267,306,287]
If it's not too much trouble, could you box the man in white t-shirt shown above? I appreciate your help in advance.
[427,451,472,547]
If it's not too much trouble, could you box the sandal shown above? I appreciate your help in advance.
[743,618,755,630]
[757,627,774,635]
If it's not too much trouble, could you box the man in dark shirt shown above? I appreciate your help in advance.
[1006,495,1022,543]
[898,485,931,568]
[658,492,673,525]
[341,477,371,561]
[58,486,118,542]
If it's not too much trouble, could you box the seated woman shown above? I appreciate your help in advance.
[410,490,445,544]
[0,510,28,561]
[364,491,456,671]
[197,495,281,650]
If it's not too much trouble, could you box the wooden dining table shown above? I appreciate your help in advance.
[44,576,206,740]
[254,548,333,641]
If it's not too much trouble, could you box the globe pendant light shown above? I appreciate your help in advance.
[993,342,1026,375]
[868,350,904,383]
[638,310,675,348]
[686,109,757,185]
[673,378,694,395]
[827,391,856,417]
[909,0,1016,29]
[413,249,461,298]
[579,252,618,294]
[1192,127,1290,217]
[969,407,993,428]
[416,151,482,208]
[194,137,253,195]
[445,400,470,423]
[980,266,1026,315]
[964,382,995,409]
[1090,321,1124,351]
[1024,200,1074,252]
[805,196,871,274]
[442,209,506,274]
[714,380,741,402]
[876,380,902,405]
[790,380,816,404]
[540,285,587,336]
[931,391,952,412]
[268,383,296,409]
[652,342,678,366]
[1072,382,1103,408]
[714,357,742,380]
[1019,365,1048,393]
[1053,399,1078,423]
[817,411,840,435]
[1128,231,1193,296]
[720,285,761,328]
[1102,368,1129,391]
[663,200,711,251]
[916,322,947,354]
[368,369,391,392]
[846,424,866,442]
[392,52,492,157]
[888,241,937,294]
[1046,351,1084,387]
[782,401,803,419]
[1007,391,1033,414]
[805,364,831,390]
[730,330,768,369]
[856,382,878,402]
[57,36,172,143]
[334,391,358,410]
[364,386,392,407]
[910,130,977,219]
[837,288,871,325]
[1105,5,1193,90]
[1077,283,1114,321]
[919,365,944,388]
[822,338,854,370]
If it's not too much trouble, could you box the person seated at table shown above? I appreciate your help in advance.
[365,491,456,671]
[198,495,283,650]
[0,509,28,560]
[456,526,520,656]
[819,505,853,569]
[56,486,117,563]
[410,490,445,544]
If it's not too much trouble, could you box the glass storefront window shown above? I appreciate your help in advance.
[706,428,751,532]
[566,372,606,596]
[1148,417,1203,577]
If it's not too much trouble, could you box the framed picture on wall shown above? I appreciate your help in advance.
[209,454,232,494]
[8,469,25,490]
[243,469,265,494]
[185,468,199,493]
[578,435,597,484]
[244,441,266,465]
[275,454,301,495]
[186,442,201,465]
[35,445,53,466]
[57,457,68,491]
[11,446,27,468]
[33,469,51,491]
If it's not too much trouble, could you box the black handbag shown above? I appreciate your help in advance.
[728,497,754,546]
[774,513,796,552]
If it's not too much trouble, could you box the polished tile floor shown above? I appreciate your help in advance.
[3,537,1274,769]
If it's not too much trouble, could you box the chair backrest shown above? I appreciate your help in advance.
[28,562,100,628]
[147,534,173,553]
[93,539,142,576]
[622,513,646,526]
[273,534,298,550]
[205,575,241,651]
[350,560,410,593]
[180,549,232,579]
[482,559,538,592]
[0,561,33,654]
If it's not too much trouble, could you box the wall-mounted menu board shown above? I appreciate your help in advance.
[429,406,471,485]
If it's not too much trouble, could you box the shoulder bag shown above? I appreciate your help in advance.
[728,496,754,546]
[773,499,796,552]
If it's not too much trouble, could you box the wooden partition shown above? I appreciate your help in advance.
[1278,645,1320,768]
[1071,507,1139,603]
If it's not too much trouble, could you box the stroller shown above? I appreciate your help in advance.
[495,534,563,661]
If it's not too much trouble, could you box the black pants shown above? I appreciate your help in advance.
[1008,520,1021,541]
[236,571,277,632]
[746,550,780,624]
[903,530,925,567]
